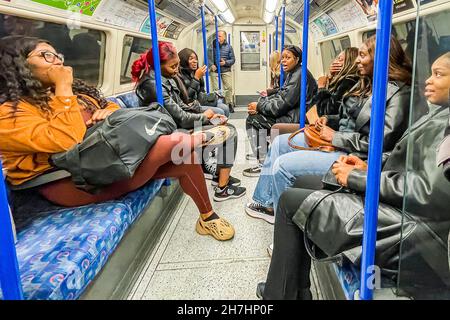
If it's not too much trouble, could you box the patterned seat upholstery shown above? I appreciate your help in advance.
[2,179,165,300]
[114,92,141,109]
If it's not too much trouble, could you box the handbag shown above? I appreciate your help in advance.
[198,92,218,107]
[288,125,336,152]
[51,104,177,186]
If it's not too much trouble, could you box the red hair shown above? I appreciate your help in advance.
[131,41,177,82]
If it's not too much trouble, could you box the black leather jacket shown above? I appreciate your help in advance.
[256,63,318,123]
[136,70,209,129]
[294,105,450,270]
[328,81,415,157]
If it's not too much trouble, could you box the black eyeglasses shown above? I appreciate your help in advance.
[28,50,65,64]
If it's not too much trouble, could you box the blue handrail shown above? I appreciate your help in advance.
[0,163,24,300]
[200,4,210,94]
[299,0,310,128]
[279,4,286,86]
[275,16,279,51]
[147,0,163,105]
[214,15,222,90]
[359,0,394,300]
[228,33,231,46]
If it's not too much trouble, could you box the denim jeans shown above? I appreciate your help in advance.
[252,133,346,212]
[216,101,230,117]
[200,105,225,116]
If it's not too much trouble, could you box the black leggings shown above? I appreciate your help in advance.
[201,124,238,170]
[246,114,276,162]
[263,188,315,300]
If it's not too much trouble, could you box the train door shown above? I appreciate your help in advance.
[232,25,268,103]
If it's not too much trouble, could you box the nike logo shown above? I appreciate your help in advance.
[145,118,162,136]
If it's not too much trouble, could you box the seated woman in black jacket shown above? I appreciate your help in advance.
[132,42,246,202]
[178,48,230,117]
[269,47,359,138]
[314,47,360,116]
[245,36,416,225]
[244,45,318,176]
[257,52,450,300]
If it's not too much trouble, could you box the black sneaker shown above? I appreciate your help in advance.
[213,185,246,202]
[228,103,235,113]
[256,282,265,300]
[211,175,241,187]
[245,202,275,224]
[242,165,262,177]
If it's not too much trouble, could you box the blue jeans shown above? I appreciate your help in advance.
[200,105,225,116]
[252,133,346,212]
[216,101,230,117]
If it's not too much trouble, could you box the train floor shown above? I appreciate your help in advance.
[127,106,324,300]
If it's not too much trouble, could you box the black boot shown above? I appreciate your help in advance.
[228,103,235,113]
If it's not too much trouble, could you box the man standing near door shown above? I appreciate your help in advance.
[210,30,236,113]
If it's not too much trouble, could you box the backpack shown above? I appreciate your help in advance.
[51,104,177,186]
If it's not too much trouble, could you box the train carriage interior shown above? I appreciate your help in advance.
[0,0,450,301]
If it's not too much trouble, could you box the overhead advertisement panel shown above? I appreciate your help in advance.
[393,0,416,14]
[31,0,102,16]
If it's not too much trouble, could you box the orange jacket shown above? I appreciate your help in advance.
[0,95,120,186]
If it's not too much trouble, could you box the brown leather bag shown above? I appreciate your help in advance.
[288,125,336,152]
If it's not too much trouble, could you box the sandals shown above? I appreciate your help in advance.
[196,216,235,241]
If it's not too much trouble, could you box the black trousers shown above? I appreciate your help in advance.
[246,114,276,162]
[200,124,238,172]
[263,187,315,300]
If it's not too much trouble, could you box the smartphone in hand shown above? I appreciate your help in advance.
[210,117,222,125]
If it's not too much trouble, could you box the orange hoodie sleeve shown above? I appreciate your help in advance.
[0,96,87,154]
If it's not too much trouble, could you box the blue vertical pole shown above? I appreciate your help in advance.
[228,33,231,45]
[200,4,210,94]
[299,0,310,128]
[359,0,394,301]
[275,16,279,51]
[214,15,222,90]
[0,163,24,300]
[147,0,163,105]
[279,4,286,86]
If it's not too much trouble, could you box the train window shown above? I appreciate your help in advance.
[120,35,151,84]
[240,31,261,71]
[319,36,351,72]
[0,13,105,87]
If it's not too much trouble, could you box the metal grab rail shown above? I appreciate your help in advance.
[279,3,286,86]
[214,15,222,90]
[359,0,394,300]
[147,0,163,105]
[200,3,211,94]
[0,163,24,300]
[299,0,310,128]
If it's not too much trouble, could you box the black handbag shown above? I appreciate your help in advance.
[51,104,177,186]
[198,92,218,107]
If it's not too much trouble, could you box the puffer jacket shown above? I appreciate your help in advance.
[209,39,235,73]
[256,63,318,124]
[313,76,359,117]
[293,105,450,275]
[179,67,205,104]
[136,70,209,129]
[327,81,421,157]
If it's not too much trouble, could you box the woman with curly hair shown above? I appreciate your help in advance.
[0,36,234,241]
